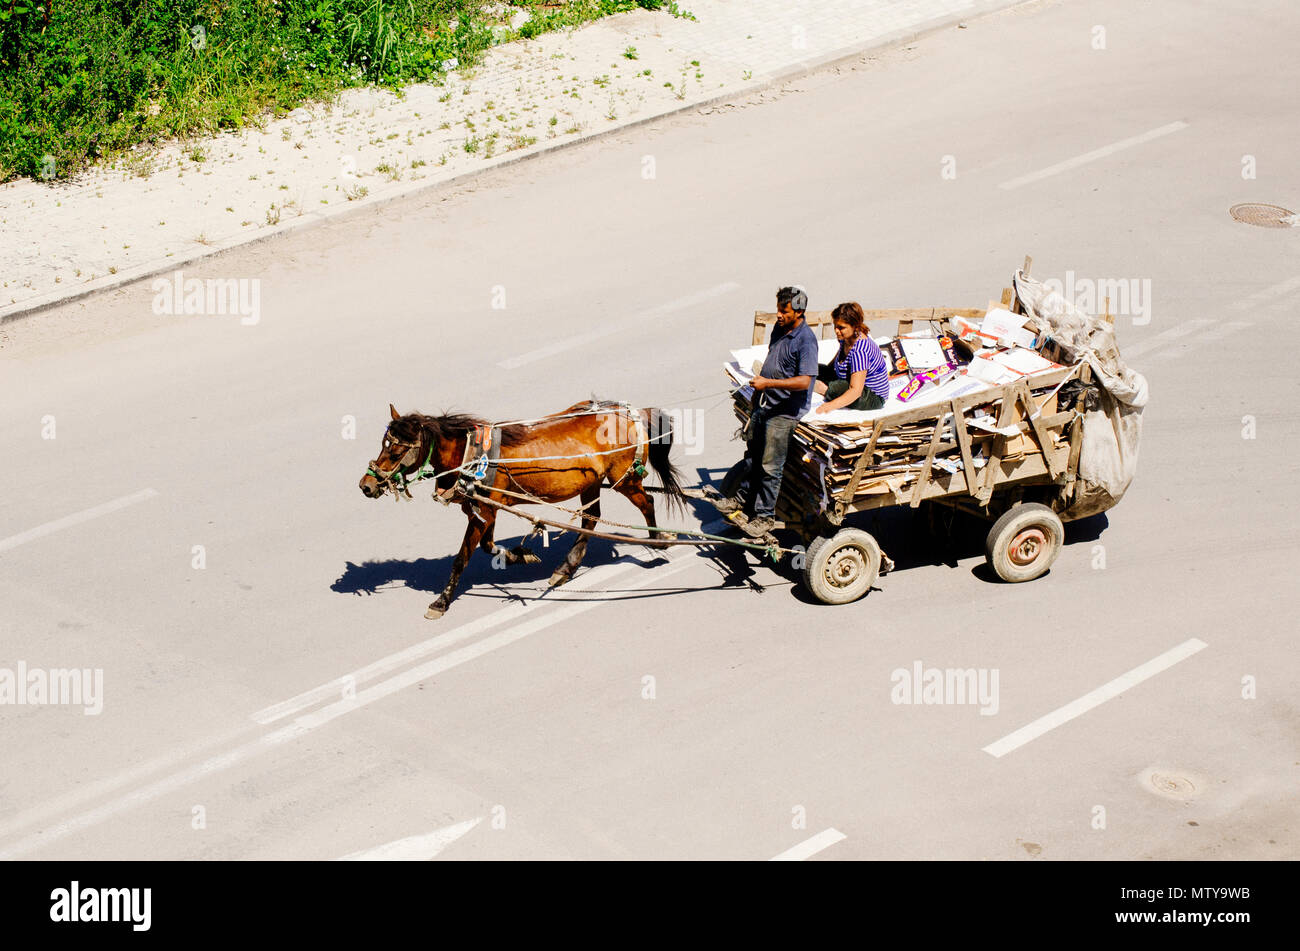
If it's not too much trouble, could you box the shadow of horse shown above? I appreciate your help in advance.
[334,464,779,604]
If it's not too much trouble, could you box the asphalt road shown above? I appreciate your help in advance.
[2,0,1298,861]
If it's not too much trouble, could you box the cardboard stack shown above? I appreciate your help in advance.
[727,303,1075,515]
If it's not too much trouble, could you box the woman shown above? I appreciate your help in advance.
[814,301,891,413]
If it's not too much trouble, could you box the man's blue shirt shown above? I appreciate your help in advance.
[758,318,819,417]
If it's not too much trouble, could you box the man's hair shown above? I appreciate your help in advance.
[776,285,807,314]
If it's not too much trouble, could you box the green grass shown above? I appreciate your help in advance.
[0,0,690,182]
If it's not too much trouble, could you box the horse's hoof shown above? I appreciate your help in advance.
[513,546,542,565]
[425,605,446,620]
[548,570,571,588]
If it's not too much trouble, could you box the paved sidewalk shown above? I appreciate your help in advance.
[0,0,1027,321]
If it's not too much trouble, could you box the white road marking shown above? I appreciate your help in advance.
[0,488,158,554]
[1121,318,1214,359]
[1230,275,1300,312]
[998,120,1189,190]
[254,558,656,724]
[1144,320,1252,364]
[0,724,256,841]
[498,282,741,369]
[1190,319,1252,342]
[338,818,482,860]
[0,552,707,858]
[982,638,1208,759]
[254,519,728,724]
[770,828,847,861]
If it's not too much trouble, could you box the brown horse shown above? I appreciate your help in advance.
[359,400,686,619]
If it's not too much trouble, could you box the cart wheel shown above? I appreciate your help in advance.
[985,503,1063,583]
[802,528,881,605]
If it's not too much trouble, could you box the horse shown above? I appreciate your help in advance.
[359,400,687,619]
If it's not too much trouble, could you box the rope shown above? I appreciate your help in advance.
[465,485,794,560]
[470,491,785,556]
[491,390,735,428]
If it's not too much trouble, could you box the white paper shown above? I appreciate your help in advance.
[967,355,1020,385]
[900,336,947,369]
[730,345,768,367]
[992,347,1059,376]
[967,416,1021,437]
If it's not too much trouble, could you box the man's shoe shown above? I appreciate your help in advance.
[743,516,776,537]
[713,495,742,515]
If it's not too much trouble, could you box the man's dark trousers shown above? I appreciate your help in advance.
[737,404,797,519]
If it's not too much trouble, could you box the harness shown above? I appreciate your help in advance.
[456,423,502,495]
[368,402,652,502]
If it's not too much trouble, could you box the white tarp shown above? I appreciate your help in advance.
[1013,270,1150,520]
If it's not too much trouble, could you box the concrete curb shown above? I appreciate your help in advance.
[1,0,1032,326]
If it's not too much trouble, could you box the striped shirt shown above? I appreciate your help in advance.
[833,335,891,399]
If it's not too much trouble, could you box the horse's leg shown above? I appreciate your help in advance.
[427,506,487,619]
[549,484,600,588]
[478,508,542,565]
[613,476,674,541]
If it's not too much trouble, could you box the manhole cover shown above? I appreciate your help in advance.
[1229,203,1297,228]
[1139,768,1199,800]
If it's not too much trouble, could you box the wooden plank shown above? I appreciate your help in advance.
[843,449,1061,516]
[951,398,977,494]
[976,386,1019,503]
[909,412,948,508]
[1017,386,1064,479]
[861,307,984,323]
[753,310,835,337]
[754,306,985,343]
[1064,412,1085,498]
[840,420,882,502]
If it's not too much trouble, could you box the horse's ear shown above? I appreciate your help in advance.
[389,403,400,421]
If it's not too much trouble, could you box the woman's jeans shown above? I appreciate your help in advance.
[824,377,886,411]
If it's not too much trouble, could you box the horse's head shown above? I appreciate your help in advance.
[359,404,430,500]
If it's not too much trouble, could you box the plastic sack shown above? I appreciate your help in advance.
[1013,271,1149,520]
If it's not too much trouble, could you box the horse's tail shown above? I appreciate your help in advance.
[645,407,687,517]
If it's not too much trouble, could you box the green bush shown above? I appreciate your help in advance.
[0,0,682,181]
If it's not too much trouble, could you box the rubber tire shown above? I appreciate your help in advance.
[802,528,881,605]
[984,503,1064,583]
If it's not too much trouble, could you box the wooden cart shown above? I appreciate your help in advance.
[725,270,1106,605]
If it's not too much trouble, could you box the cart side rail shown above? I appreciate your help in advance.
[822,364,1085,518]
[751,307,986,344]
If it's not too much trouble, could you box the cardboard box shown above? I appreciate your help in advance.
[980,308,1040,350]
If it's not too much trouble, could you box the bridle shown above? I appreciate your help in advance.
[366,428,441,500]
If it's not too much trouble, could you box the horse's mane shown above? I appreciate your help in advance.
[390,412,527,447]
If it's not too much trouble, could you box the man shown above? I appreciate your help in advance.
[718,285,819,537]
